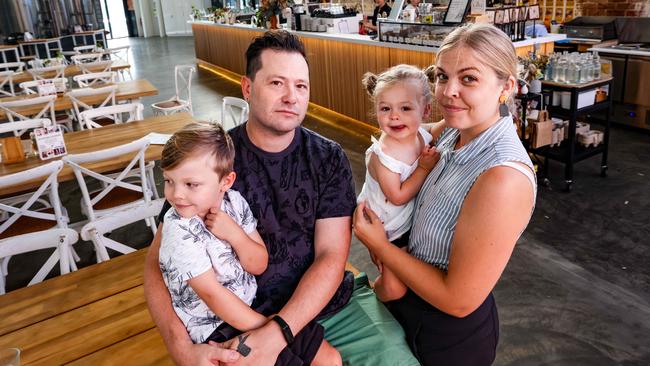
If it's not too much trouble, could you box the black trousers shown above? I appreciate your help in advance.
[387,291,499,366]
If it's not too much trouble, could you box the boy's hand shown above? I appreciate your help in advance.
[418,146,440,173]
[205,208,242,243]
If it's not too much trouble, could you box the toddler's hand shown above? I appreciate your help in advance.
[418,146,440,172]
[204,208,240,243]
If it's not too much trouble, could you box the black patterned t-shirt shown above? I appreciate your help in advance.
[159,125,356,318]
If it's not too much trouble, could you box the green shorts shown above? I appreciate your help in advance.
[319,273,420,366]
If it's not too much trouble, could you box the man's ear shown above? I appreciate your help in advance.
[220,171,236,192]
[241,76,252,101]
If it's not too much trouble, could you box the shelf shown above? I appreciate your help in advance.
[547,99,611,118]
[531,141,605,163]
[541,76,613,91]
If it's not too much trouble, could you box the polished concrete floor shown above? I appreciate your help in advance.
[5,36,650,365]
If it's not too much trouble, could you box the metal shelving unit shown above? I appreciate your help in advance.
[531,77,613,191]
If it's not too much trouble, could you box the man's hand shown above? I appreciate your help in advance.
[418,145,440,172]
[220,322,286,365]
[205,207,242,243]
[179,342,240,366]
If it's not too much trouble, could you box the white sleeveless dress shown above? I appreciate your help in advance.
[357,127,433,241]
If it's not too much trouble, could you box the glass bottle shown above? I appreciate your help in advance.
[592,52,602,80]
[567,60,579,84]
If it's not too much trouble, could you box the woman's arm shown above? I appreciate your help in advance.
[354,166,534,317]
[369,147,439,206]
[204,208,268,275]
[189,269,268,331]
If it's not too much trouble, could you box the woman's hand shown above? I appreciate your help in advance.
[353,202,390,253]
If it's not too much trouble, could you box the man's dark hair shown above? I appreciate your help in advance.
[245,30,308,80]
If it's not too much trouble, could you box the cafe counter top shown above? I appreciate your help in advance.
[192,21,562,124]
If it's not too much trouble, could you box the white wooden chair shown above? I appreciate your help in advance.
[151,65,195,116]
[28,64,66,80]
[63,138,157,261]
[81,199,164,262]
[78,60,113,75]
[0,95,71,132]
[0,117,50,138]
[27,59,67,69]
[73,45,99,54]
[221,97,249,129]
[0,62,25,73]
[78,102,143,130]
[67,85,117,128]
[0,71,15,97]
[103,46,132,80]
[71,53,103,65]
[73,71,117,88]
[76,102,158,198]
[0,161,77,294]
[19,78,69,95]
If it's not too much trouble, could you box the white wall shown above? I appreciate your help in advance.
[159,0,210,36]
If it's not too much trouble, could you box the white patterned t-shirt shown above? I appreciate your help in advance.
[159,189,258,343]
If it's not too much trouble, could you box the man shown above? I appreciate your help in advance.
[144,30,418,366]
[363,0,392,33]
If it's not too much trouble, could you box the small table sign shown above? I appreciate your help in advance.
[34,125,67,160]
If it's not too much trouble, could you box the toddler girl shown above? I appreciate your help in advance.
[358,64,440,302]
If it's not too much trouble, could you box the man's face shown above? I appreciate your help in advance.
[242,50,310,135]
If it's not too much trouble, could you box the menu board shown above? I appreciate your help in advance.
[34,125,67,160]
[444,0,471,24]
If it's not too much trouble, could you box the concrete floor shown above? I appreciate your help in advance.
[5,36,650,365]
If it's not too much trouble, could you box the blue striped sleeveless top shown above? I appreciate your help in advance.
[409,115,535,271]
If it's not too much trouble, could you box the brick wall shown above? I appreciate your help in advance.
[576,0,650,17]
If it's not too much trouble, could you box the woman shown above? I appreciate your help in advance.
[354,23,536,365]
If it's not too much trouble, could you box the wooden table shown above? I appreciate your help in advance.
[0,248,174,365]
[0,79,157,120]
[0,112,195,196]
[12,60,131,84]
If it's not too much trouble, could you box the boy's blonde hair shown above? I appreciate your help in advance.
[161,122,235,178]
[362,64,436,105]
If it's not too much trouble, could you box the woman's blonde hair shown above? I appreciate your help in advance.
[436,23,517,84]
[160,122,235,177]
[362,64,436,106]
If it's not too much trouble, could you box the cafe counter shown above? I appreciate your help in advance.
[192,21,565,124]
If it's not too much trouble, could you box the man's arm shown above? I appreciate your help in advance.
[144,225,240,365]
[225,216,351,366]
[279,216,350,331]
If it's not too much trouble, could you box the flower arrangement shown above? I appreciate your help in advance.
[258,0,292,28]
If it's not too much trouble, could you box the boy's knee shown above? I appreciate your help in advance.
[312,341,342,366]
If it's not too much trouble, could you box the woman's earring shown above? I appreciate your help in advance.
[499,94,509,117]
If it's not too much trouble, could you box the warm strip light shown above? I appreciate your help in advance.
[197,60,379,138]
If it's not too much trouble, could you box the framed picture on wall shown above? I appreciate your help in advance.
[494,9,505,24]
[444,0,472,24]
[502,8,510,23]
[519,7,529,21]
[528,5,540,20]
[486,10,496,24]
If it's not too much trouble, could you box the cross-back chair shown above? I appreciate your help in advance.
[0,161,77,294]
[63,138,157,261]
[151,65,195,116]
[221,96,249,130]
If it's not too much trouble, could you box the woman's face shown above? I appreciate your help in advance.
[434,46,514,132]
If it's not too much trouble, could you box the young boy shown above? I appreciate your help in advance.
[158,122,333,364]
[159,121,268,344]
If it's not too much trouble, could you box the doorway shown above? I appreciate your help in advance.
[100,0,135,39]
